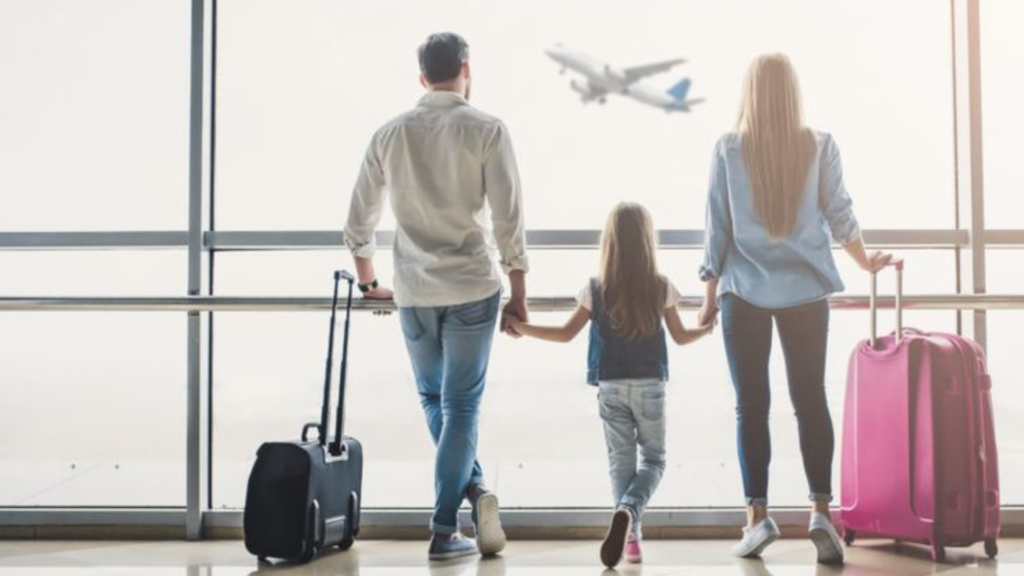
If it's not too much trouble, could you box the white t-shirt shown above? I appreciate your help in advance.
[577,278,683,312]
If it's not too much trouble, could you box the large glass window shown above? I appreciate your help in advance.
[6,0,1020,515]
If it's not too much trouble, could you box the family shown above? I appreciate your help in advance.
[343,32,892,567]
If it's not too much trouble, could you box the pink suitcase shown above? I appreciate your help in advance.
[840,261,1000,562]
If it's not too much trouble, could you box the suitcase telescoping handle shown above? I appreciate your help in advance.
[330,270,355,457]
[869,259,904,348]
[316,270,355,448]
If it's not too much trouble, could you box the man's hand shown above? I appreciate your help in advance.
[501,296,528,337]
[502,270,528,337]
[362,285,394,316]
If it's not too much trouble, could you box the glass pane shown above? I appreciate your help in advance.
[212,249,955,508]
[0,0,190,231]
[216,0,953,231]
[0,254,187,506]
[986,310,1024,506]
[983,250,1024,505]
[0,251,186,296]
[982,0,1024,228]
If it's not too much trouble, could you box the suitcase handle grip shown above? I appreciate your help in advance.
[870,259,904,348]
[302,422,321,443]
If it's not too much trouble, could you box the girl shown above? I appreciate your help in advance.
[507,202,712,568]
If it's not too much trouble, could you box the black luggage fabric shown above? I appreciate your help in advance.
[243,271,364,563]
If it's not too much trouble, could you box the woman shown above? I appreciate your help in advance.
[697,54,891,564]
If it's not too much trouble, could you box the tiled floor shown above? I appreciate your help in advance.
[0,538,1021,575]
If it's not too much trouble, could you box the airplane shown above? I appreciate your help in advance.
[544,44,705,113]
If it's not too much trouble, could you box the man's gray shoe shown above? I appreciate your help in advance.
[472,490,507,556]
[732,517,781,558]
[428,532,478,561]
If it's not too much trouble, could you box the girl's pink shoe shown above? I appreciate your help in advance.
[625,535,643,563]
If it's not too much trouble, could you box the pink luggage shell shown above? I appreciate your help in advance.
[840,263,999,561]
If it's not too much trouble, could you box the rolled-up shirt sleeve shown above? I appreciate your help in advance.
[344,133,387,259]
[699,138,732,281]
[483,121,529,274]
[818,133,861,245]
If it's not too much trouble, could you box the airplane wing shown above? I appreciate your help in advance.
[622,58,686,83]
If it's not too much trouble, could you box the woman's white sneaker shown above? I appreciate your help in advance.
[732,517,781,558]
[808,512,845,565]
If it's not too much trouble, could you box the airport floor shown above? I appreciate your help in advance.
[0,538,1022,576]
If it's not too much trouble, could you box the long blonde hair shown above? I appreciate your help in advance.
[599,202,665,340]
[737,53,817,240]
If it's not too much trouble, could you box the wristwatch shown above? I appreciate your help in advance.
[358,278,379,294]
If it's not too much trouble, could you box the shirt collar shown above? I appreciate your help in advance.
[418,90,469,108]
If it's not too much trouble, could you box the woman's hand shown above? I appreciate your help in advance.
[861,251,894,273]
[698,300,719,328]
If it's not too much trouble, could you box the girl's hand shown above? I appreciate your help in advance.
[504,313,524,331]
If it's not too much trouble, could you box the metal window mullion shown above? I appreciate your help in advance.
[186,0,206,542]
[966,0,987,350]
[953,0,988,350]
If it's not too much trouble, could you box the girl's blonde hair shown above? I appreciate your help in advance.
[599,202,665,339]
[736,53,817,240]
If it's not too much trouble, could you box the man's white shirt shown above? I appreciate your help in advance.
[344,91,529,307]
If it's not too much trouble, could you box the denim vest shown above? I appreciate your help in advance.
[586,278,669,385]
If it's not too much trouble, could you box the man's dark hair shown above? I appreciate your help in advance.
[418,32,469,84]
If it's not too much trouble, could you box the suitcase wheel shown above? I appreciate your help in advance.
[985,538,998,558]
[843,529,855,546]
[338,533,355,551]
[931,543,946,563]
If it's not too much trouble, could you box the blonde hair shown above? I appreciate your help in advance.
[598,202,665,340]
[736,53,817,240]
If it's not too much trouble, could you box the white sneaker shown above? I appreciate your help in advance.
[808,512,844,565]
[732,517,781,558]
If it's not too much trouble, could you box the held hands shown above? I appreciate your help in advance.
[501,295,528,338]
[697,299,719,329]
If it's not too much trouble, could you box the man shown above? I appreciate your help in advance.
[343,32,529,560]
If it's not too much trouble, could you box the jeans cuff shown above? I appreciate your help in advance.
[745,497,769,507]
[809,493,833,504]
[430,519,458,535]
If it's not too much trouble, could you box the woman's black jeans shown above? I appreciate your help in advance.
[720,293,834,506]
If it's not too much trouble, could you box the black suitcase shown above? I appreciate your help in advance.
[243,270,364,563]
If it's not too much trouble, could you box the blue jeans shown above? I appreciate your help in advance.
[598,379,667,537]
[720,293,834,506]
[398,290,501,534]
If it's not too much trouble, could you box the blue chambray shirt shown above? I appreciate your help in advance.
[699,131,861,309]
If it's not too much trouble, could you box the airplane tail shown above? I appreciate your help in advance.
[667,77,691,101]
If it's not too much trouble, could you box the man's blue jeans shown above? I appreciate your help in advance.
[398,290,501,534]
